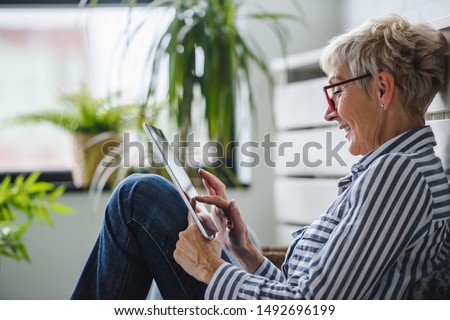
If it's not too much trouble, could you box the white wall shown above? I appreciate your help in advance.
[340,0,450,28]
[0,193,108,299]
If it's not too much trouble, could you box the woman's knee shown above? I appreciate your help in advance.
[111,173,186,221]
[114,174,178,201]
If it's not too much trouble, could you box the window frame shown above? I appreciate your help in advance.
[0,4,136,190]
[0,1,152,6]
[0,1,247,189]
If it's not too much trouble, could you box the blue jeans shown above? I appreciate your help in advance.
[71,174,232,299]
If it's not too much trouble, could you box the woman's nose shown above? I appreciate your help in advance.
[324,105,338,122]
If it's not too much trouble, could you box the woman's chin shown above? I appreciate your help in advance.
[347,141,362,156]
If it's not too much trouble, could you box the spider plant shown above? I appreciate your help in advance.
[3,85,159,188]
[6,85,143,134]
[148,0,300,153]
[110,0,302,166]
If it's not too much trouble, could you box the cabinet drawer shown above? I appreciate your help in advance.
[273,77,328,129]
[274,128,361,177]
[275,224,301,246]
[428,89,450,113]
[274,177,338,225]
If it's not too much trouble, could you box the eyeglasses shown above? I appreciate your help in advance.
[323,73,371,111]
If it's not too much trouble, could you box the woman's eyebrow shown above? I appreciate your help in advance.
[328,75,345,84]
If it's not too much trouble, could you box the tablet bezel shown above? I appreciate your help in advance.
[143,123,215,240]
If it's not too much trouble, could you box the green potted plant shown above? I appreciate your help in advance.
[0,172,73,262]
[6,85,156,189]
[106,0,301,179]
[150,0,299,155]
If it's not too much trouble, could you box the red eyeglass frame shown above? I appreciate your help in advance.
[323,73,371,111]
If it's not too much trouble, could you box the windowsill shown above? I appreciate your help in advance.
[0,168,249,193]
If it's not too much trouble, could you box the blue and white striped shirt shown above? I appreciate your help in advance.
[205,126,450,299]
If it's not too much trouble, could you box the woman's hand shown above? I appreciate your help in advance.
[195,169,265,273]
[184,191,218,236]
[173,213,225,284]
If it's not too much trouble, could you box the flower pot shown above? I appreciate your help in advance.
[71,132,122,189]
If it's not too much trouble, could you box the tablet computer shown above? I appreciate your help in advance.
[143,123,215,240]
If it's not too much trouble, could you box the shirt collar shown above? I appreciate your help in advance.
[356,125,436,171]
[337,125,436,194]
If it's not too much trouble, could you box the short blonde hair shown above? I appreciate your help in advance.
[320,14,448,115]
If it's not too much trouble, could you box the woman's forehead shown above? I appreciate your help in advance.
[328,65,351,83]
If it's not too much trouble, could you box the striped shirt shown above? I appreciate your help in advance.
[205,125,450,299]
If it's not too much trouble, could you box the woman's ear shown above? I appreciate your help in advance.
[377,71,395,110]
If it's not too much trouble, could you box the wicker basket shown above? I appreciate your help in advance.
[262,246,288,269]
[72,132,122,189]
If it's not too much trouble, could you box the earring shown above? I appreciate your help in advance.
[380,103,385,110]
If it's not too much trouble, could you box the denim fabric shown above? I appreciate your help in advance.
[71,173,231,300]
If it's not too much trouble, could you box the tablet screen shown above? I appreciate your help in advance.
[143,123,214,240]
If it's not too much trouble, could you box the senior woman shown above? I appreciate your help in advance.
[72,14,450,300]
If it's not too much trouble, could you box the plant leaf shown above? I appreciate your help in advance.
[0,176,12,197]
[23,172,41,190]
[49,203,74,215]
[48,185,65,202]
[16,243,30,262]
[0,173,73,262]
[28,182,54,194]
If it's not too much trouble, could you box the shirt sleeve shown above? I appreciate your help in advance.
[205,257,286,299]
[205,154,433,299]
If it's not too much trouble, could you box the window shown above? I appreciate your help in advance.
[0,6,171,178]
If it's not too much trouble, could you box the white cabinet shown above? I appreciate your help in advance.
[273,77,328,129]
[274,129,360,177]
[271,49,352,245]
[274,178,337,226]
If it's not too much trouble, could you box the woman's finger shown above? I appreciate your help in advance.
[190,197,199,212]
[183,190,193,203]
[202,178,216,196]
[198,169,227,198]
[195,194,230,210]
